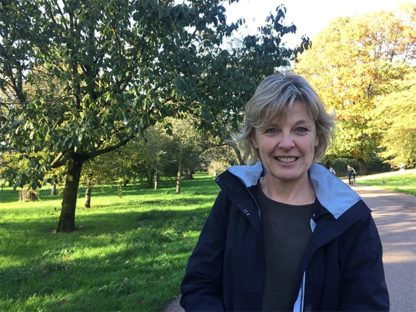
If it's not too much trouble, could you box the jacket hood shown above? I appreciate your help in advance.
[227,161,361,220]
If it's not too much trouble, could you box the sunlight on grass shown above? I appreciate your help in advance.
[0,174,218,311]
[359,173,416,196]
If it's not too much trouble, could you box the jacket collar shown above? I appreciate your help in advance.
[226,161,361,220]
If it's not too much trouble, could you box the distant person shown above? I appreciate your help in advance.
[346,164,357,186]
[329,166,336,175]
[180,73,389,311]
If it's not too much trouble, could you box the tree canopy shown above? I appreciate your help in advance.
[1,0,305,231]
[294,5,416,171]
[374,72,416,167]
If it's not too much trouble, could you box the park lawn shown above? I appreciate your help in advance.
[358,173,416,196]
[0,174,219,312]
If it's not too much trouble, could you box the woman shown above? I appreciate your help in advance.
[180,73,389,311]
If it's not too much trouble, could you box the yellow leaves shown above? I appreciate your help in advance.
[294,7,416,162]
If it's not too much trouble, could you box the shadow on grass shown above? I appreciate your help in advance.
[0,189,21,203]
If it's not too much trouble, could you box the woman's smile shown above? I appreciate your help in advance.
[274,156,299,163]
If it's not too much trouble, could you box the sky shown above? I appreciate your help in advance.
[224,0,415,46]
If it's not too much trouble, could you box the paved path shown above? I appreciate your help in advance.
[353,185,416,312]
[163,185,416,312]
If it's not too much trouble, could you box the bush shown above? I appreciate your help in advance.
[323,156,389,176]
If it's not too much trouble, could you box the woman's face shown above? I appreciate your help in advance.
[252,101,318,185]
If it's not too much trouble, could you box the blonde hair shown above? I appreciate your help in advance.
[239,72,335,162]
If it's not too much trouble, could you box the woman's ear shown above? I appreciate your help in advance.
[315,133,320,147]
[251,133,259,149]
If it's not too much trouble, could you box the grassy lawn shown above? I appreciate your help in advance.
[0,174,218,312]
[358,172,416,196]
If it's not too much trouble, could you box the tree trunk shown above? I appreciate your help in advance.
[85,184,92,208]
[227,140,245,165]
[176,148,183,194]
[51,183,58,196]
[19,189,39,201]
[57,157,84,232]
[153,169,158,190]
[357,158,367,175]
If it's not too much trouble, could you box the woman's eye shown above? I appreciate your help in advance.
[264,128,278,134]
[295,127,309,134]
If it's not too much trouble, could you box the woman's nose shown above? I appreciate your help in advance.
[278,133,295,150]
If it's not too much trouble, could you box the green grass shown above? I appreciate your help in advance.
[358,173,416,196]
[0,174,219,312]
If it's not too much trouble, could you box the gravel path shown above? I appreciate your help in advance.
[163,296,183,312]
[354,185,416,312]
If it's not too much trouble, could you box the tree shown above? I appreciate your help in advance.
[80,116,208,201]
[294,6,415,172]
[161,117,205,193]
[1,1,308,231]
[122,124,173,189]
[374,72,416,167]
[127,117,206,191]
[78,136,151,209]
[0,0,244,232]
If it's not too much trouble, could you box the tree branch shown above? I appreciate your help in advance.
[86,133,138,159]
[51,151,69,168]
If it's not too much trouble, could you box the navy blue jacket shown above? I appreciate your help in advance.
[181,162,389,311]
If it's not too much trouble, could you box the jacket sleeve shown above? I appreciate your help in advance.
[338,214,390,311]
[180,190,230,311]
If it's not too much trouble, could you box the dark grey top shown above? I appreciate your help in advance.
[255,184,314,312]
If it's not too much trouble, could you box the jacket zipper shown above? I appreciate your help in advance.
[293,272,306,312]
[247,187,262,219]
[300,273,305,312]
